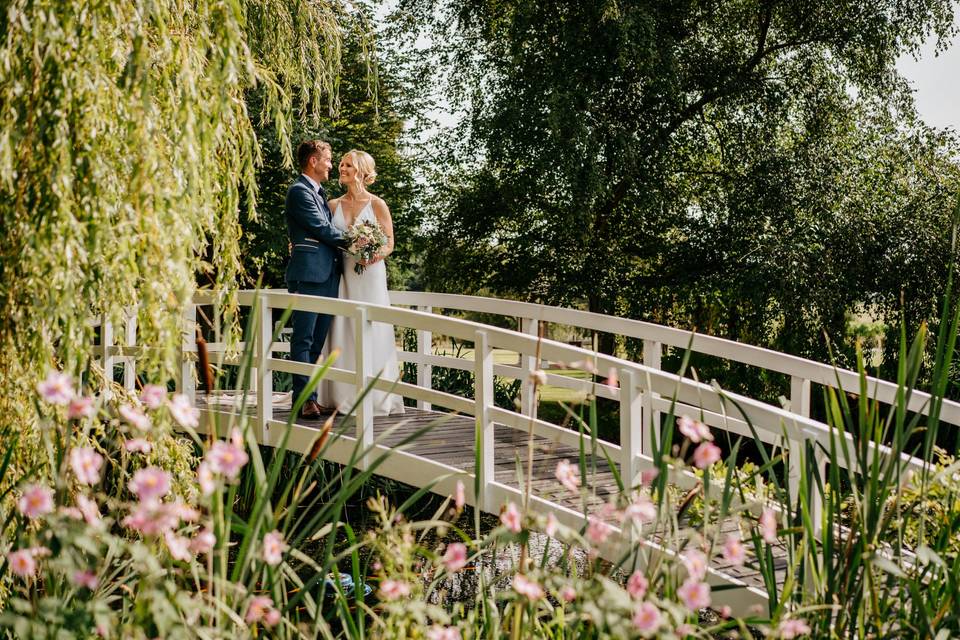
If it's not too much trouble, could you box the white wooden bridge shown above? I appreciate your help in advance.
[95,289,960,612]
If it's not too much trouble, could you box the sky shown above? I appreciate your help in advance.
[896,9,960,132]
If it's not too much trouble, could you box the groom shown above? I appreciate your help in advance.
[285,139,349,419]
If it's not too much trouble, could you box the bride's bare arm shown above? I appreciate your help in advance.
[372,198,395,258]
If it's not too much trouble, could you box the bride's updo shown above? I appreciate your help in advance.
[340,149,377,187]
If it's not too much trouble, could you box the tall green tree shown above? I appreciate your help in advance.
[401,0,960,379]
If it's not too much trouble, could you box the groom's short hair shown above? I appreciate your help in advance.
[297,139,331,170]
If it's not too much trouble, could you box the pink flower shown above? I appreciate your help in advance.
[640,468,659,486]
[559,586,577,602]
[623,495,657,525]
[18,484,54,519]
[72,570,99,590]
[164,530,193,562]
[777,618,812,639]
[168,394,199,428]
[632,601,662,633]
[677,579,711,611]
[442,542,468,572]
[677,623,696,637]
[454,480,465,510]
[545,513,559,537]
[760,508,778,543]
[263,530,286,566]
[555,459,581,493]
[7,549,37,577]
[500,502,522,533]
[67,396,95,419]
[586,515,612,545]
[512,573,544,600]
[719,605,733,618]
[206,440,249,479]
[119,404,151,432]
[122,501,179,536]
[245,595,274,623]
[682,549,708,581]
[529,369,548,386]
[722,534,746,566]
[70,447,104,485]
[128,467,171,502]
[190,527,216,555]
[379,579,411,600]
[626,571,648,599]
[263,608,281,627]
[76,494,102,527]
[124,438,152,454]
[140,384,166,410]
[677,415,712,443]
[427,626,461,640]
[38,371,73,405]
[692,442,722,469]
[604,367,619,388]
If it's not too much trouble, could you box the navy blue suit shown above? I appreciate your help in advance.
[285,175,348,405]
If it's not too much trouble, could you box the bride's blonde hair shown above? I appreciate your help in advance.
[339,149,377,187]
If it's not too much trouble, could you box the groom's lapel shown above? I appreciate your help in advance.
[298,176,331,219]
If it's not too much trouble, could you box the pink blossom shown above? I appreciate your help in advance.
[70,447,104,485]
[263,530,286,566]
[559,586,577,602]
[623,494,657,525]
[604,367,619,388]
[692,441,722,469]
[777,618,812,639]
[555,459,581,493]
[640,468,659,486]
[190,527,216,555]
[586,515,612,545]
[140,384,167,410]
[454,480,465,510]
[379,579,411,600]
[119,404,151,432]
[168,501,200,522]
[61,506,83,519]
[501,502,522,533]
[263,608,281,627]
[722,534,746,566]
[426,626,461,640]
[545,513,559,537]
[72,570,99,590]
[632,601,662,633]
[38,371,74,405]
[677,579,711,611]
[245,595,274,623]
[206,440,249,479]
[720,605,733,618]
[677,415,712,443]
[7,549,38,577]
[626,571,648,599]
[164,530,193,562]
[68,396,95,419]
[76,494,102,527]
[128,467,170,502]
[442,542,468,572]
[168,394,199,428]
[512,573,544,600]
[122,501,179,536]
[197,461,216,496]
[682,549,708,581]
[677,623,696,637]
[760,508,778,543]
[124,438,152,454]
[18,484,54,519]
[529,369,547,386]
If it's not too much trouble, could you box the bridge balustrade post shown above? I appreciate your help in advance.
[789,375,821,535]
[256,295,274,444]
[641,340,662,455]
[124,311,137,392]
[619,368,642,490]
[355,307,374,469]
[474,330,495,513]
[416,306,433,411]
[99,314,115,398]
[178,303,197,404]
[519,317,539,419]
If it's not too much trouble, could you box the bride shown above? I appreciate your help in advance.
[319,150,405,416]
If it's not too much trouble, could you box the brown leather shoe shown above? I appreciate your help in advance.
[300,399,323,420]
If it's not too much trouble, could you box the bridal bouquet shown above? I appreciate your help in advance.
[346,220,388,274]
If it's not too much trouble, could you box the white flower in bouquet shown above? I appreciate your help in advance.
[346,220,388,274]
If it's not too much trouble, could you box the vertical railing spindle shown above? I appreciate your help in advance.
[256,296,274,444]
[619,368,642,490]
[178,303,197,404]
[641,340,662,455]
[355,307,374,469]
[789,375,819,535]
[519,317,539,419]
[416,305,433,411]
[474,330,495,513]
[100,315,115,398]
[124,311,137,392]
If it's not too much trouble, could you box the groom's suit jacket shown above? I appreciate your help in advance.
[285,175,347,284]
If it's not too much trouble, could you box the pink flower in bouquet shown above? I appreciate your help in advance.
[632,601,662,633]
[207,439,248,479]
[555,459,581,493]
[513,573,544,600]
[379,579,411,600]
[678,415,712,443]
[140,384,167,409]
[427,626,461,640]
[18,484,54,519]
[682,549,708,581]
[627,571,648,599]
[72,570,99,590]
[168,394,199,428]
[190,527,216,555]
[500,502,522,533]
[677,579,711,611]
[245,595,274,623]
[70,447,104,485]
[68,396,95,419]
[723,534,746,566]
[443,542,468,572]
[777,618,812,639]
[38,371,73,405]
[125,438,152,454]
[120,404,151,432]
[263,530,286,566]
[7,549,38,577]
[129,467,170,502]
[760,508,778,543]
[693,441,722,469]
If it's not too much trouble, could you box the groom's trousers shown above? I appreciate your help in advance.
[288,274,341,406]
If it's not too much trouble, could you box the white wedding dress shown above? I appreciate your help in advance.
[318,201,405,416]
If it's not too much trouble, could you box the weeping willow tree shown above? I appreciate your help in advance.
[0,1,359,421]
